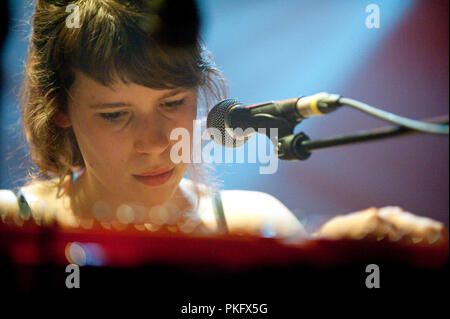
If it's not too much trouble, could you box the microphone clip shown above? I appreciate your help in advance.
[277,132,312,161]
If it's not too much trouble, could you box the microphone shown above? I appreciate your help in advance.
[206,92,341,148]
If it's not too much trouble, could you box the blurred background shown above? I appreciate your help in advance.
[1,0,448,233]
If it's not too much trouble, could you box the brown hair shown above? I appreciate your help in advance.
[20,0,227,202]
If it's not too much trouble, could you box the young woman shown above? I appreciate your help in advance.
[0,0,446,244]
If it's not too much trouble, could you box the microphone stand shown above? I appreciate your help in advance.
[276,115,449,161]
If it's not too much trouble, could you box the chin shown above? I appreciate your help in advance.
[130,181,176,202]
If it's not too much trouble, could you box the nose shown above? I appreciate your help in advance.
[134,112,170,155]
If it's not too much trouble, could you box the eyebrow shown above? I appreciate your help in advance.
[88,88,189,109]
[89,102,132,109]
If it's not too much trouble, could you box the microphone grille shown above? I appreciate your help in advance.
[207,99,248,148]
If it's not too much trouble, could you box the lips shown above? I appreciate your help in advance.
[135,167,174,177]
[133,167,175,187]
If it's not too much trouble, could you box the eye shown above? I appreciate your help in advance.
[99,111,127,122]
[163,98,185,109]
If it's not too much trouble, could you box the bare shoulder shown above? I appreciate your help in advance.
[0,180,53,221]
[220,190,308,239]
[0,189,19,220]
[0,182,51,220]
[180,179,307,238]
[0,181,54,222]
[1,178,73,226]
[18,179,59,207]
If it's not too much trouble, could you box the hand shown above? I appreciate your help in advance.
[314,206,448,245]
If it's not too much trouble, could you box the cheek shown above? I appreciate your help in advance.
[167,115,196,152]
[72,118,130,171]
[171,106,197,134]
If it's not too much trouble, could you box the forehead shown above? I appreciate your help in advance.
[69,70,194,98]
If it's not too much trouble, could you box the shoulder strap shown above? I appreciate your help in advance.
[13,188,32,220]
[210,190,229,235]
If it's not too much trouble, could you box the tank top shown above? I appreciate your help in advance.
[12,184,229,234]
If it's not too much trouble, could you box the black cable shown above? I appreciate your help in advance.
[338,97,449,135]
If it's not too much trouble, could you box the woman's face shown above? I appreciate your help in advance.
[66,70,197,208]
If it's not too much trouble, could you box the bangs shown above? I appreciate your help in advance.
[58,1,205,90]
